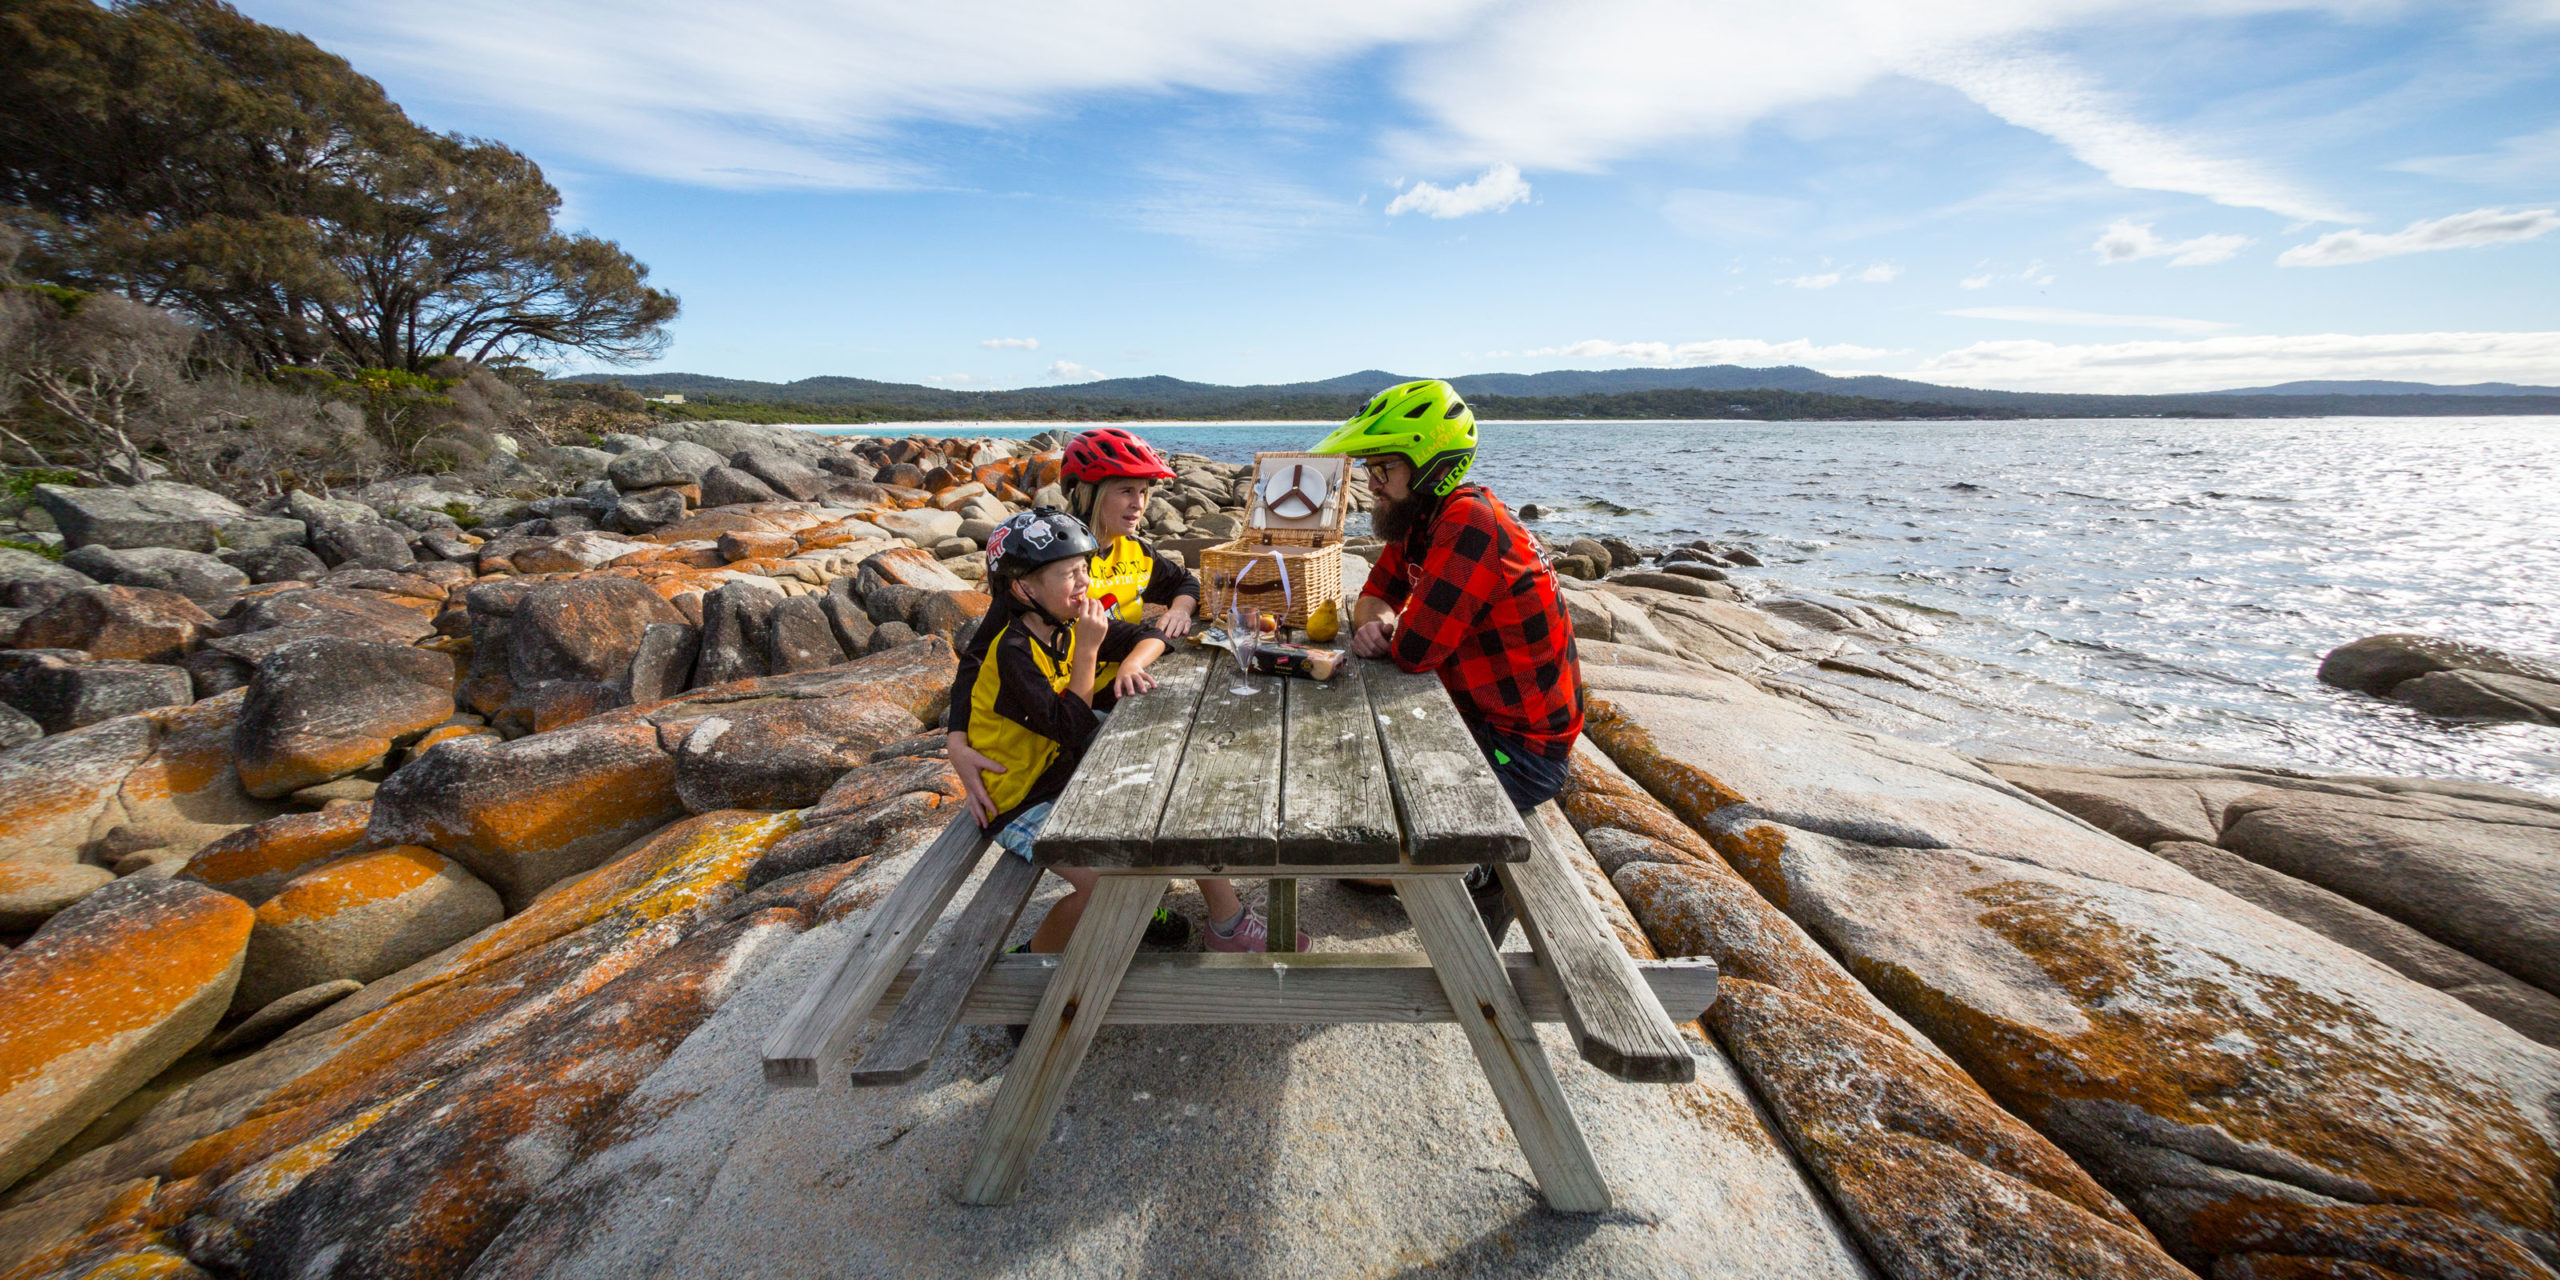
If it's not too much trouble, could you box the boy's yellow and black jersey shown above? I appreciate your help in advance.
[967,613,1156,822]
[947,534,1199,738]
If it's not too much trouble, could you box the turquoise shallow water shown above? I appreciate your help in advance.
[815,417,2560,793]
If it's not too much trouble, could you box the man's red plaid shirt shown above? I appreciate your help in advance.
[1361,484,1582,759]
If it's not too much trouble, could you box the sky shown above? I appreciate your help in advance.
[236,0,2560,394]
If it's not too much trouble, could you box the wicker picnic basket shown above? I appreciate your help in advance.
[1198,452,1348,630]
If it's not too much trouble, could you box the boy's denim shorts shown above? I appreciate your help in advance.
[994,803,1052,861]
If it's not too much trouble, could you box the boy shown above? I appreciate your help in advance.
[966,508,1166,952]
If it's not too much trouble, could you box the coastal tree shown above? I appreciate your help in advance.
[0,0,677,374]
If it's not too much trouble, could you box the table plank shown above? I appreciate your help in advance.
[1503,803,1697,1083]
[847,850,1042,1085]
[1279,657,1402,865]
[1036,648,1212,866]
[1147,667,1286,867]
[1400,874,1611,1212]
[922,951,1720,1027]
[961,874,1168,1205]
[1363,661,1533,864]
[762,812,991,1084]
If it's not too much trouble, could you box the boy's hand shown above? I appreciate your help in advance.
[1350,618,1395,659]
[1111,666,1158,698]
[1070,597,1110,649]
[948,734,1007,826]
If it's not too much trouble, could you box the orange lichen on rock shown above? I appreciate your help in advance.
[181,805,375,906]
[159,811,795,1202]
[0,880,254,1189]
[237,908,807,1278]
[0,716,158,864]
[363,719,685,910]
[1850,878,2560,1269]
[252,847,446,927]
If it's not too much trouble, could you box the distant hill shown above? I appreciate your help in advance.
[571,364,2560,421]
[2212,379,2560,397]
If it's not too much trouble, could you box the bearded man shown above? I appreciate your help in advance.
[1307,379,1584,939]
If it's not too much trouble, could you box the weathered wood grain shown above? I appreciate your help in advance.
[960,874,1169,1205]
[847,850,1042,1085]
[1399,873,1611,1212]
[923,951,1720,1027]
[762,813,991,1084]
[1035,648,1211,866]
[1503,804,1697,1083]
[1363,660,1532,864]
[1279,656,1401,864]
[1149,668,1285,867]
[1266,878,1298,953]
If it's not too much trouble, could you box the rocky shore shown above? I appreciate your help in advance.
[1,423,2554,1279]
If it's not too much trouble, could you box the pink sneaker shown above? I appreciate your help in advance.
[1203,910,1312,953]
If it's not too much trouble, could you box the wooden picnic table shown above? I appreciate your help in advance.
[762,647,1717,1211]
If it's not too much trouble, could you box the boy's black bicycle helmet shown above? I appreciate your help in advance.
[984,507,1098,581]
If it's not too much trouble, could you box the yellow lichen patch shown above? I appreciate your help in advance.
[1856,882,2559,1254]
[69,1247,207,1279]
[0,1179,161,1280]
[1583,696,1749,815]
[183,808,372,892]
[436,809,798,979]
[255,848,447,927]
[0,892,253,1099]
[186,1079,438,1247]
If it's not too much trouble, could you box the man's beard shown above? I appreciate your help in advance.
[1372,491,1426,541]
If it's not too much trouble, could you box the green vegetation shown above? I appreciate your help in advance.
[0,536,63,560]
[3,467,82,498]
[0,0,675,374]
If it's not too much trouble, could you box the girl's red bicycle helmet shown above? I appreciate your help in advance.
[1060,427,1177,484]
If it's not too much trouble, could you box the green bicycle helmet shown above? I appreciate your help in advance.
[1308,378,1477,497]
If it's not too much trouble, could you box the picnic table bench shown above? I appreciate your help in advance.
[762,647,1718,1211]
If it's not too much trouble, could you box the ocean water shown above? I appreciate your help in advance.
[818,417,2560,793]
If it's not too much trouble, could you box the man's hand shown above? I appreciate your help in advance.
[1350,618,1395,659]
[947,733,1007,826]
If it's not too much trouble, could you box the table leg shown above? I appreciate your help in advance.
[1398,874,1611,1213]
[961,873,1170,1206]
[1267,878,1297,953]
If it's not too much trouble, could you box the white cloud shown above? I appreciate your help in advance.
[1857,263,1903,283]
[1921,52,2355,222]
[2019,260,2057,286]
[256,0,1486,188]
[2277,207,2560,267]
[275,0,2374,219]
[1046,360,1107,381]
[1132,152,1360,254]
[979,337,1040,350]
[1919,330,2560,393]
[2091,219,2251,266]
[1959,273,1996,289]
[1385,163,1532,218]
[2396,124,2560,185]
[1947,306,2230,334]
[1518,338,1897,367]
[1779,272,1843,289]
